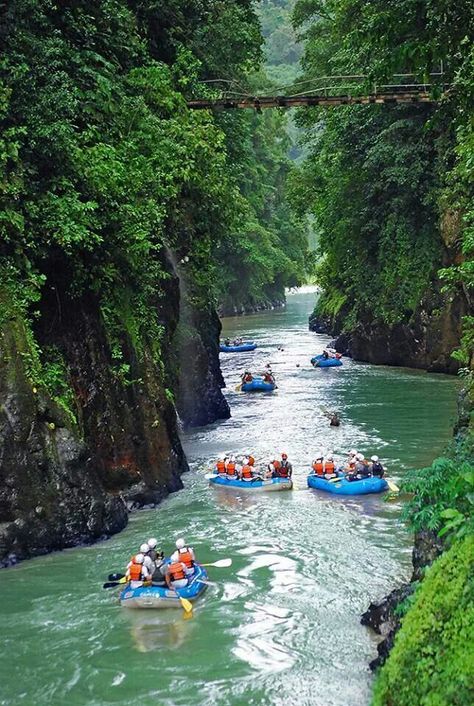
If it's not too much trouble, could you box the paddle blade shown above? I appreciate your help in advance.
[205,472,218,480]
[328,476,343,483]
[235,384,242,392]
[179,597,193,613]
[201,558,232,568]
[103,581,120,589]
[387,480,400,493]
[108,572,125,582]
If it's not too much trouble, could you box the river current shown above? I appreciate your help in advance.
[0,289,459,706]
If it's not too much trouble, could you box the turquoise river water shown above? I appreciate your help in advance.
[0,289,459,706]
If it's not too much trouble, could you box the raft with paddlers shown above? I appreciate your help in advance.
[220,341,257,353]
[311,353,343,368]
[119,562,208,609]
[206,473,292,491]
[241,377,276,392]
[307,471,388,495]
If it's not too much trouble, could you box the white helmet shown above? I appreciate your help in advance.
[316,455,323,461]
[147,538,158,549]
[327,454,334,461]
[176,538,185,549]
[140,543,150,554]
[135,553,144,564]
[349,449,357,456]
[356,453,364,461]
[371,455,379,462]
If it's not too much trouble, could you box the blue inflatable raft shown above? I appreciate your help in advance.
[119,563,208,609]
[208,474,292,492]
[307,472,388,495]
[241,377,276,392]
[311,354,343,368]
[220,342,257,353]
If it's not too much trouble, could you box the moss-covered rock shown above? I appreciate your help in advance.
[372,536,474,706]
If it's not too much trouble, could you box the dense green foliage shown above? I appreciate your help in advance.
[372,535,474,706]
[292,0,473,341]
[257,0,302,85]
[0,1,308,390]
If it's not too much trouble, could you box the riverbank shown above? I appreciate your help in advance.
[362,381,474,704]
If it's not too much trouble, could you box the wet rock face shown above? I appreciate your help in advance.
[0,290,187,566]
[219,298,286,317]
[361,584,413,671]
[174,306,230,429]
[310,282,467,374]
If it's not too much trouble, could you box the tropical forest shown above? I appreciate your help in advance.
[0,1,472,705]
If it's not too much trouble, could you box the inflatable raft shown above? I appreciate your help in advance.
[241,377,276,392]
[307,472,388,495]
[311,354,342,368]
[220,342,257,353]
[119,563,208,609]
[208,474,292,492]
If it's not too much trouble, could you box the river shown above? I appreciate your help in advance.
[0,289,459,706]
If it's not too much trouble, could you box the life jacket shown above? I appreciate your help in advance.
[129,562,144,582]
[243,374,252,383]
[277,462,290,478]
[178,547,194,569]
[216,460,226,474]
[248,455,255,467]
[168,561,186,582]
[372,462,384,476]
[241,464,253,479]
[312,461,324,475]
[226,461,237,476]
[324,461,335,474]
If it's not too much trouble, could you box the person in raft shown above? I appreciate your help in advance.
[165,559,189,590]
[240,458,256,481]
[224,338,231,346]
[274,453,292,478]
[369,455,385,478]
[170,538,196,578]
[241,370,253,384]
[225,456,237,478]
[347,453,371,481]
[215,455,227,475]
[147,538,167,584]
[126,553,151,588]
[263,368,275,384]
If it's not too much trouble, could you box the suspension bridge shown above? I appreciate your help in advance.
[187,74,448,110]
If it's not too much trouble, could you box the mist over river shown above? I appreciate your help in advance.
[0,289,459,706]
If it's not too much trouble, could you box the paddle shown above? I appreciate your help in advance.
[235,383,242,392]
[103,576,127,589]
[108,572,125,582]
[173,590,193,614]
[199,558,232,568]
[386,479,400,493]
[205,472,218,480]
[328,476,343,483]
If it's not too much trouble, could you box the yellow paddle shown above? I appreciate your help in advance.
[174,591,193,614]
[387,479,400,493]
[235,383,242,392]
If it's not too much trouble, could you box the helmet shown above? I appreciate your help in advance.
[349,449,357,456]
[176,538,185,549]
[135,553,144,564]
[327,454,333,461]
[140,543,150,553]
[371,455,379,462]
[282,453,288,459]
[147,538,158,549]
[316,455,323,461]
[356,453,364,461]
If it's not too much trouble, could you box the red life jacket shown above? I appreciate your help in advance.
[216,460,226,474]
[241,464,253,479]
[178,547,194,569]
[313,461,324,475]
[226,461,237,476]
[277,464,290,478]
[169,562,186,581]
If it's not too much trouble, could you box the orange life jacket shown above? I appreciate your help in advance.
[216,460,226,474]
[324,461,335,474]
[129,562,144,582]
[168,561,186,581]
[248,455,255,466]
[178,547,194,569]
[226,461,237,475]
[241,464,253,479]
[313,461,324,475]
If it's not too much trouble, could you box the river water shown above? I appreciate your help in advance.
[0,290,459,706]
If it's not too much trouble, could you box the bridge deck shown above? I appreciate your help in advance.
[187,91,438,110]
